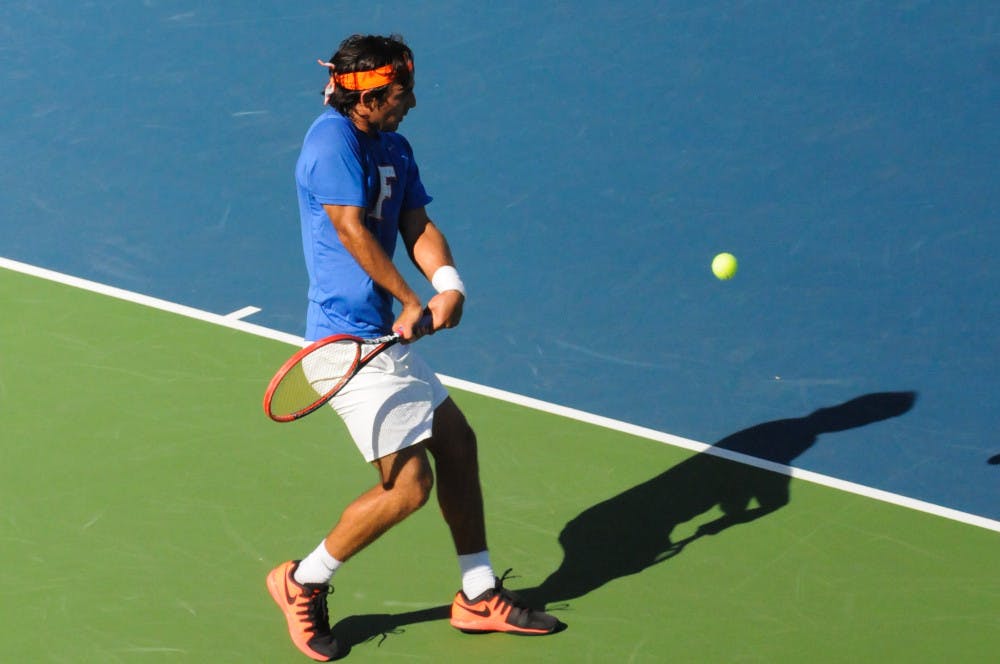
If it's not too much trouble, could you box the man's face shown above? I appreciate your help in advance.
[368,82,416,132]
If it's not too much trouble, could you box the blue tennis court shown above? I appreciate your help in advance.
[4,0,997,520]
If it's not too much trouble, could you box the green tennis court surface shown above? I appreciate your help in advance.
[2,267,998,662]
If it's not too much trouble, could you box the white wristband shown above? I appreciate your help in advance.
[431,265,466,297]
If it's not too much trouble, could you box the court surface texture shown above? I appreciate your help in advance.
[1,1,998,662]
[3,262,998,662]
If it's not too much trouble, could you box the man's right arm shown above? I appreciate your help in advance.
[322,204,428,338]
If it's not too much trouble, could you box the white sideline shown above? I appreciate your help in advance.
[3,255,998,534]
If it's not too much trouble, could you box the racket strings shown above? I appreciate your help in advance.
[268,340,361,418]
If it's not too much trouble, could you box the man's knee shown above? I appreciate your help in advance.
[378,447,434,513]
[405,455,435,509]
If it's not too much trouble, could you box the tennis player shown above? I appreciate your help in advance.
[266,34,562,661]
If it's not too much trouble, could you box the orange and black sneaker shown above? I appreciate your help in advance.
[266,560,343,661]
[450,570,564,635]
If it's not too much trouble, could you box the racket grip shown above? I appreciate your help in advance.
[417,311,434,334]
[394,312,435,338]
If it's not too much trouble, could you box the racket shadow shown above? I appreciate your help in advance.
[518,390,917,608]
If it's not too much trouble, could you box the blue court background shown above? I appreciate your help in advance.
[1,1,997,520]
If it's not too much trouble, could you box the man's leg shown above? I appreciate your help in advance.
[424,397,564,636]
[423,397,486,555]
[267,445,435,662]
[324,444,435,561]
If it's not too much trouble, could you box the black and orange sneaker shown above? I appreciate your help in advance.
[266,560,343,661]
[450,570,564,635]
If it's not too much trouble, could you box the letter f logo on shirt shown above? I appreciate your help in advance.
[371,165,398,221]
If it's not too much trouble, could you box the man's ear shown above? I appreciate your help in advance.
[351,91,373,121]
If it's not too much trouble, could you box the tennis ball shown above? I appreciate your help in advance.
[712,252,738,280]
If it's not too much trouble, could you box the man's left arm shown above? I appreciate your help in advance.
[399,206,465,331]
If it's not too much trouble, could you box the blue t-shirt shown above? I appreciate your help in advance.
[295,109,432,340]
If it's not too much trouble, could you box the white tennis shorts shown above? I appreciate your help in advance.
[325,343,449,462]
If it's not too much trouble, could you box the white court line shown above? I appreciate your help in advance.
[3,255,999,534]
[225,305,262,320]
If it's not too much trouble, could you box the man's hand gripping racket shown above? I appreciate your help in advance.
[263,315,432,423]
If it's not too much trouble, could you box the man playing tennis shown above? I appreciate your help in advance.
[266,34,562,661]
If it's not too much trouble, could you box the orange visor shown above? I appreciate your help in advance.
[331,59,413,91]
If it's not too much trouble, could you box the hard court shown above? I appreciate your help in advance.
[1,2,998,662]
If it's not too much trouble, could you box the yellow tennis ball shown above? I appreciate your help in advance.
[712,252,738,280]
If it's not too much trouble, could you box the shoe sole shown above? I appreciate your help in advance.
[450,615,560,635]
[454,626,557,635]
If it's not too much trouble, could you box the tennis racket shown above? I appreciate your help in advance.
[263,330,407,423]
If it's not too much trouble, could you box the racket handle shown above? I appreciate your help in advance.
[393,312,434,339]
[416,311,434,335]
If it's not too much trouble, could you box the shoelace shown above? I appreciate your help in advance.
[299,585,334,635]
[493,569,530,608]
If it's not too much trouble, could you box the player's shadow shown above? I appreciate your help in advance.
[519,390,917,606]
[330,604,450,656]
[328,391,916,651]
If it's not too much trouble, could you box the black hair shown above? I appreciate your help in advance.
[325,34,413,115]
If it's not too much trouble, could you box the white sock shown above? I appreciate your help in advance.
[293,540,343,586]
[458,550,495,599]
